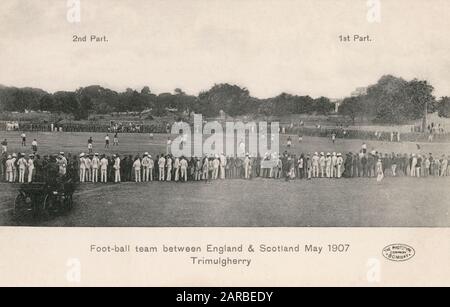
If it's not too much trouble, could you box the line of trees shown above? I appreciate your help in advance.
[339,75,441,124]
[0,75,446,123]
[0,83,335,120]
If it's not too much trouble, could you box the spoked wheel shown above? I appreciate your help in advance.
[63,194,73,212]
[42,194,59,219]
[13,193,33,220]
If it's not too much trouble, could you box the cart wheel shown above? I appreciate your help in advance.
[14,193,32,220]
[43,194,58,217]
[64,194,73,212]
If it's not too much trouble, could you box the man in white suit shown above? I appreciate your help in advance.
[100,154,109,183]
[114,154,121,183]
[79,153,86,183]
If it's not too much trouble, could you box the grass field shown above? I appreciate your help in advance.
[0,131,449,227]
[0,177,449,227]
[2,130,450,157]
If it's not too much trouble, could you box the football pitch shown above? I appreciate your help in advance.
[2,130,450,157]
[0,131,449,227]
[0,177,449,227]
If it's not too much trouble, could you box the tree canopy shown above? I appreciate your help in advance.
[339,75,436,124]
[0,76,441,123]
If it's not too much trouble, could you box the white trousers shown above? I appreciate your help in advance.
[331,165,337,177]
[115,169,121,182]
[142,167,148,182]
[180,167,187,181]
[166,168,172,181]
[159,167,164,181]
[19,168,25,183]
[320,166,325,178]
[410,166,416,177]
[92,168,98,183]
[220,165,225,179]
[312,165,319,178]
[80,168,86,182]
[101,169,107,183]
[391,165,397,176]
[85,169,91,182]
[325,166,331,178]
[135,169,141,182]
[28,168,34,183]
[7,171,13,182]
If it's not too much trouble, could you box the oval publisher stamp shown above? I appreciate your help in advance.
[382,244,415,262]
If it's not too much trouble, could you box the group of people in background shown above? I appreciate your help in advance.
[1,148,450,184]
[1,132,450,184]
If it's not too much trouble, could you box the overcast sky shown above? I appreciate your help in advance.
[0,0,449,98]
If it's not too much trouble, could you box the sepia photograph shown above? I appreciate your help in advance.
[0,0,450,289]
[0,0,449,228]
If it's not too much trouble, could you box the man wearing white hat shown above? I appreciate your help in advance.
[441,155,448,176]
[11,153,17,182]
[180,156,188,182]
[100,154,109,183]
[312,152,319,178]
[58,152,67,176]
[92,153,100,182]
[219,153,226,179]
[148,155,154,181]
[18,154,27,183]
[271,152,278,178]
[208,155,215,180]
[84,154,92,182]
[31,139,38,153]
[213,154,220,180]
[5,155,13,182]
[141,152,151,182]
[166,137,172,155]
[158,155,166,181]
[325,153,332,178]
[87,137,93,154]
[195,158,202,181]
[202,156,209,181]
[133,155,142,182]
[319,152,326,178]
[21,133,26,147]
[104,134,110,149]
[79,153,86,183]
[27,154,35,183]
[113,154,121,183]
[276,154,282,179]
[166,155,172,181]
[243,153,250,179]
[336,153,343,178]
[376,158,384,182]
[410,154,417,177]
[331,152,337,178]
[173,156,180,181]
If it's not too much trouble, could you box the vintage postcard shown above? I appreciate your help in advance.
[0,0,449,288]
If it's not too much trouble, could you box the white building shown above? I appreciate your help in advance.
[350,87,367,97]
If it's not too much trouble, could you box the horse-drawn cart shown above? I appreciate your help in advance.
[14,180,77,220]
